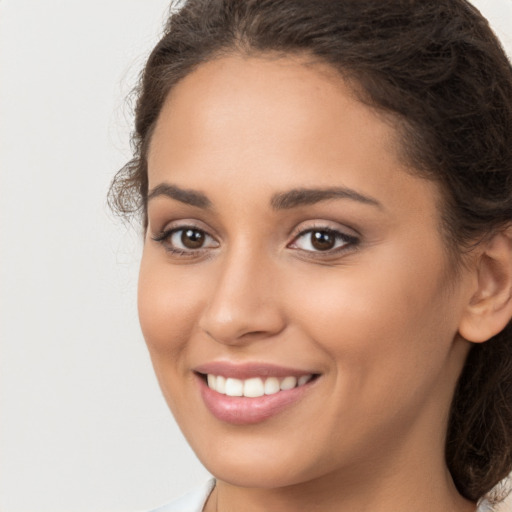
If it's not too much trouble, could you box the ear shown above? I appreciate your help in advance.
[458,227,512,343]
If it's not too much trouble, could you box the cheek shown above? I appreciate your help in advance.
[287,247,459,395]
[137,251,204,362]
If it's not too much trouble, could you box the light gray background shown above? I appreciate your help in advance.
[1,1,511,511]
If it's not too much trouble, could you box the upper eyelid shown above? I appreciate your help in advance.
[154,225,218,242]
[289,221,360,240]
[152,219,219,239]
[289,227,358,245]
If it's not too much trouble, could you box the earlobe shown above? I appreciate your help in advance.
[458,227,512,343]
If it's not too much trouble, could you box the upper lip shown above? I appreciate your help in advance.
[194,361,319,380]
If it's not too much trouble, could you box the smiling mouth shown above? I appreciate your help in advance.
[195,368,321,424]
[198,373,319,398]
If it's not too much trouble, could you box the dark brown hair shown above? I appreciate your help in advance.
[109,0,512,503]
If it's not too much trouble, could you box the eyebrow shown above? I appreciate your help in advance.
[147,183,382,211]
[147,183,212,209]
[270,187,382,210]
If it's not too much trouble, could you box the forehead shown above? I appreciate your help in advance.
[147,54,440,217]
[149,55,399,175]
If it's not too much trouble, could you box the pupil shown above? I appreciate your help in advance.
[311,231,335,251]
[182,229,204,249]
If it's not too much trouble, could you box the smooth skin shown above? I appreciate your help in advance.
[139,54,512,512]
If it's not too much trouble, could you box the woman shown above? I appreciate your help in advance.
[109,0,512,510]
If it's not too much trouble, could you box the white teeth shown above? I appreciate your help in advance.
[280,376,297,390]
[206,373,314,396]
[298,375,312,386]
[216,375,226,394]
[264,377,280,395]
[225,378,243,397]
[243,377,265,398]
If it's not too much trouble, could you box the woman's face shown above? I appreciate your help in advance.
[139,55,474,488]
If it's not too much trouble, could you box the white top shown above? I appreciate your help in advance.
[148,479,495,512]
[149,480,215,512]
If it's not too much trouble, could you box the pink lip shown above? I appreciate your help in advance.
[194,361,316,379]
[194,362,319,425]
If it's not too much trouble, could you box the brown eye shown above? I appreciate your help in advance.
[152,226,219,254]
[310,231,335,251]
[289,227,358,254]
[181,228,205,249]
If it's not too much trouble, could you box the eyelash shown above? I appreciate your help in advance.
[151,224,359,258]
[288,227,359,256]
[151,225,219,257]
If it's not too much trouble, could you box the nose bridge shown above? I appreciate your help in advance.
[199,241,284,344]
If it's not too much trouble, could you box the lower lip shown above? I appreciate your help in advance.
[197,375,316,425]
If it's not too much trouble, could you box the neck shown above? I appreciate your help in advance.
[206,453,476,512]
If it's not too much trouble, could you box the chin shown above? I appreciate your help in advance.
[188,432,334,490]
[203,459,311,489]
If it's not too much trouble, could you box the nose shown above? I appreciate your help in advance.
[198,248,286,345]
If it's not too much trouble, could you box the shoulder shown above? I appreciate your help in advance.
[148,479,216,512]
[477,499,496,512]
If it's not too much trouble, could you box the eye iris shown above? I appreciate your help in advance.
[181,229,205,249]
[311,230,335,251]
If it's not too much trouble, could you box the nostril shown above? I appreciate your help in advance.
[198,278,287,345]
